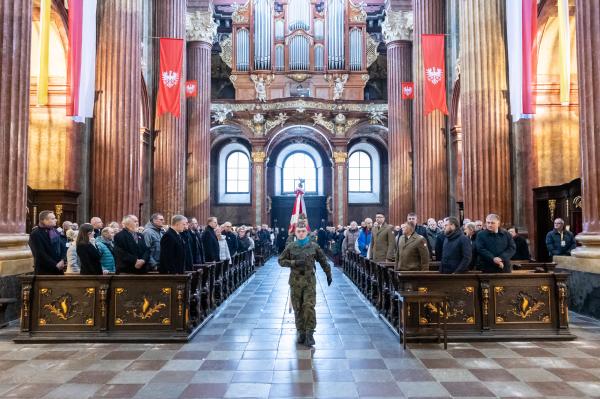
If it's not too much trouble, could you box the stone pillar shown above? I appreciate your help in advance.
[382,10,413,225]
[332,150,348,226]
[459,0,512,224]
[573,0,600,259]
[251,151,267,227]
[186,10,217,222]
[412,0,447,219]
[0,1,33,274]
[153,0,187,219]
[92,0,142,222]
[512,119,534,245]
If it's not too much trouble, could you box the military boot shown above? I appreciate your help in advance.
[296,330,306,344]
[304,330,315,346]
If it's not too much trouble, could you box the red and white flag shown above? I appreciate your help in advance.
[422,34,448,115]
[288,183,310,234]
[157,38,184,117]
[506,0,537,121]
[401,82,414,100]
[67,0,97,122]
[185,80,198,97]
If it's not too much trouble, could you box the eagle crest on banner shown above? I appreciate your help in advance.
[403,85,413,96]
[186,83,196,94]
[162,71,180,88]
[425,67,443,85]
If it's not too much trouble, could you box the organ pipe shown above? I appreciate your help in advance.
[288,0,310,31]
[253,0,272,70]
[236,28,249,71]
[327,0,344,69]
[350,28,362,71]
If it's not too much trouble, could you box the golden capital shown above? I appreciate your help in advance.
[333,151,348,163]
[382,10,413,43]
[252,151,267,163]
[186,10,217,44]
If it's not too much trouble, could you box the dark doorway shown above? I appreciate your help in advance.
[271,196,329,231]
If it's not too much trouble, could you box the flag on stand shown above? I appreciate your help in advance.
[401,82,414,100]
[506,0,538,121]
[67,0,97,122]
[185,80,198,97]
[157,38,184,117]
[422,34,448,115]
[288,182,310,234]
[37,0,51,106]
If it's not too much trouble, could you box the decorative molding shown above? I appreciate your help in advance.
[368,111,387,125]
[231,1,250,24]
[250,74,275,102]
[252,151,267,163]
[264,112,289,133]
[312,113,335,134]
[349,0,367,23]
[186,10,218,44]
[219,35,232,68]
[212,106,232,124]
[333,151,348,163]
[366,35,380,67]
[325,74,349,101]
[381,9,413,43]
[211,99,388,113]
[288,73,310,83]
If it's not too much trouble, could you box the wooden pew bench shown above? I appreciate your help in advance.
[0,297,18,328]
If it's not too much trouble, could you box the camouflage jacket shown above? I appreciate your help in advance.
[278,240,331,279]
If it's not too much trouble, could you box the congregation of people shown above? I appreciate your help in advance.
[28,210,276,276]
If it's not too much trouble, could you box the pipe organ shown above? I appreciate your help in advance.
[225,0,378,101]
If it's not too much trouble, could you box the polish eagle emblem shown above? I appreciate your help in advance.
[425,67,443,85]
[403,85,413,96]
[185,83,196,94]
[162,70,180,88]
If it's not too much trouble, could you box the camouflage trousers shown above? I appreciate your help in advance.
[289,273,317,332]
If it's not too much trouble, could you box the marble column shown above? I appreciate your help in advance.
[251,151,267,226]
[573,0,600,259]
[459,0,512,224]
[412,0,447,220]
[332,150,348,226]
[153,0,187,220]
[382,10,413,225]
[0,1,33,275]
[186,10,217,222]
[92,0,142,222]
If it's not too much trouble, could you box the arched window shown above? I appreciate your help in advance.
[225,151,250,193]
[282,151,317,194]
[348,151,372,192]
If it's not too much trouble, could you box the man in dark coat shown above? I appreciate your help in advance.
[440,217,473,274]
[29,210,66,275]
[222,222,239,256]
[159,215,191,274]
[475,214,516,273]
[189,218,205,264]
[202,217,220,262]
[509,227,531,260]
[545,218,577,257]
[114,215,149,274]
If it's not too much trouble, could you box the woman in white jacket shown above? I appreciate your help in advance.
[216,226,231,262]
[65,229,80,274]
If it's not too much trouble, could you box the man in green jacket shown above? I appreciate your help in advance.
[278,219,332,346]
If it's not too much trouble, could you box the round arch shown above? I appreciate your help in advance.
[266,124,333,157]
[273,142,324,196]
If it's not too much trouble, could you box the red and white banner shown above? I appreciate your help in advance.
[422,34,448,115]
[185,80,198,97]
[401,82,414,100]
[67,0,97,122]
[288,183,310,234]
[157,38,184,117]
[506,0,537,121]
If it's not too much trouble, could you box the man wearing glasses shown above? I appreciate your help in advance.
[545,218,577,257]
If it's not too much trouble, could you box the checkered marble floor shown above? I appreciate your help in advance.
[1,257,600,398]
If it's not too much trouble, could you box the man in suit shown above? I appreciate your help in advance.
[29,210,66,275]
[159,215,191,274]
[114,215,149,274]
[369,213,396,262]
[189,217,205,264]
[395,221,430,271]
[222,221,239,256]
[202,216,220,262]
[475,214,516,273]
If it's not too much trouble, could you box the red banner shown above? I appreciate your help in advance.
[522,0,537,114]
[185,80,198,97]
[422,34,448,115]
[401,82,414,100]
[157,38,184,117]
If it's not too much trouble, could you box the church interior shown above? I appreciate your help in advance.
[1,0,600,398]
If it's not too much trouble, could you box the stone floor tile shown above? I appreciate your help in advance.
[89,384,143,398]
[313,382,358,398]
[441,381,495,397]
[526,381,586,397]
[484,381,541,398]
[69,370,118,384]
[429,368,478,382]
[190,370,234,383]
[469,368,519,381]
[4,383,59,398]
[131,383,187,399]
[42,383,101,399]
[224,383,271,398]
[268,382,313,398]
[507,367,563,382]
[179,383,229,398]
[355,381,404,397]
[107,371,158,384]
[397,381,450,398]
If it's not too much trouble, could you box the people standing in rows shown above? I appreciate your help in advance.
[439,217,473,274]
[217,226,232,262]
[58,221,72,258]
[545,218,577,257]
[395,221,429,271]
[425,218,441,259]
[475,214,515,273]
[97,227,115,255]
[181,223,197,271]
[188,217,205,264]
[90,217,104,238]
[342,221,360,256]
[509,226,531,260]
[222,222,239,257]
[108,221,121,233]
[474,220,484,232]
[356,218,373,257]
[238,226,255,252]
[143,213,165,272]
[407,212,428,238]
[369,213,396,262]
[76,223,103,275]
[114,215,149,274]
[66,229,80,274]
[463,222,478,268]
[159,215,190,274]
[29,211,66,275]
[202,217,221,262]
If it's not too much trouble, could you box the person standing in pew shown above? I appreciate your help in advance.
[508,226,531,261]
[369,213,397,262]
[29,210,66,275]
[159,215,191,274]
[114,215,149,274]
[395,221,430,271]
[189,218,205,264]
[475,214,516,273]
[440,217,472,274]
[202,217,221,262]
[76,223,104,275]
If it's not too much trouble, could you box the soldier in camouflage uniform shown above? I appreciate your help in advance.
[278,219,332,346]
